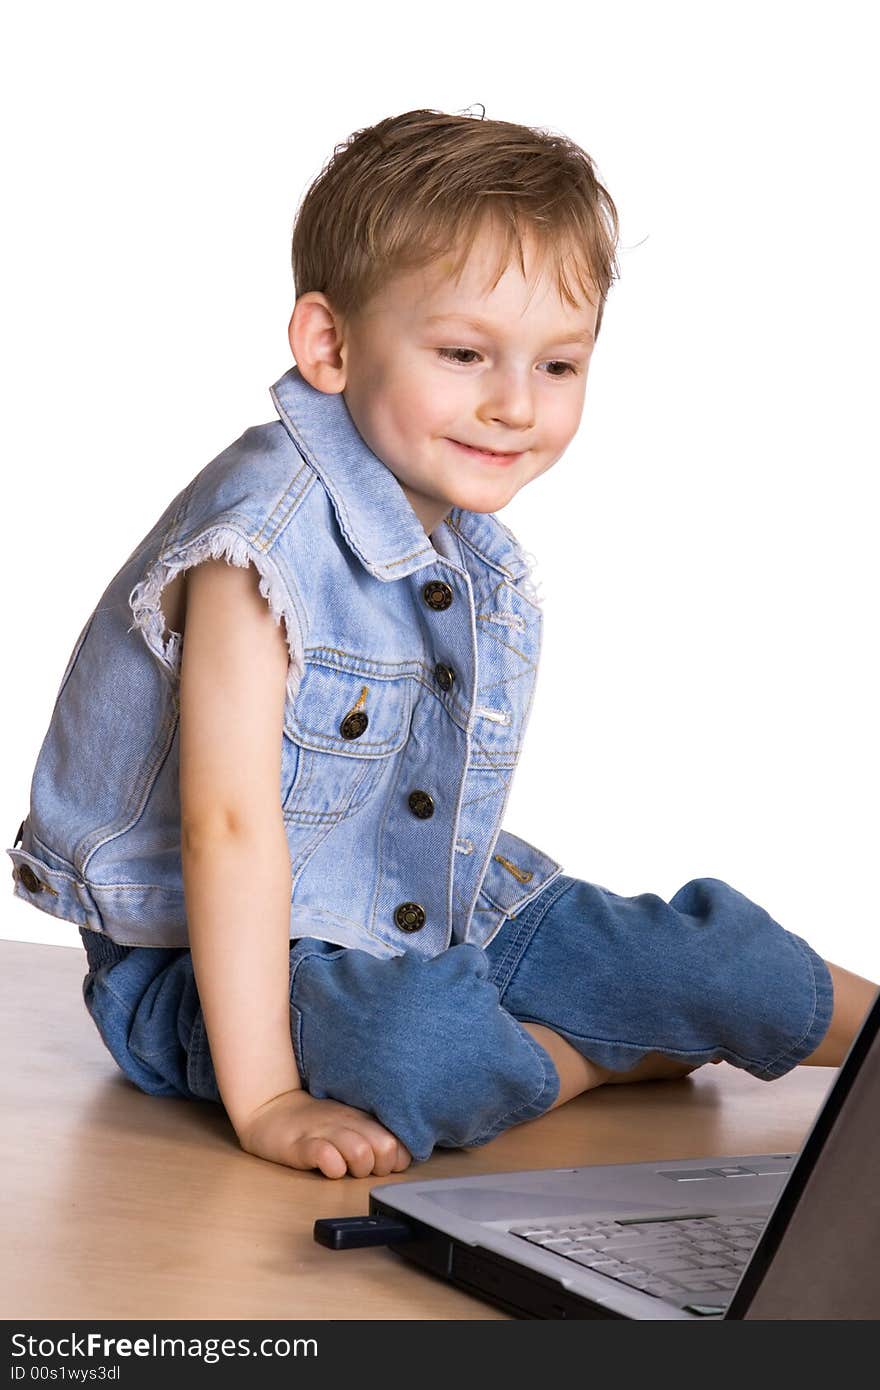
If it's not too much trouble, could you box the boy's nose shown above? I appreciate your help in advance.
[478,370,535,432]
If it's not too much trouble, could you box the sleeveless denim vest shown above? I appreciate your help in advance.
[7,366,563,958]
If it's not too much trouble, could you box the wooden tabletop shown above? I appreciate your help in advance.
[1,938,836,1321]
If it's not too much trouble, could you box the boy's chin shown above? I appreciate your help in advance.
[446,481,520,515]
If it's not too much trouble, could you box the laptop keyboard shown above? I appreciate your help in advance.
[509,1212,768,1313]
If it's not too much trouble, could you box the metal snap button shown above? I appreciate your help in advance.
[339,710,369,740]
[434,662,455,692]
[423,581,453,612]
[408,790,435,819]
[394,902,426,933]
[18,864,43,894]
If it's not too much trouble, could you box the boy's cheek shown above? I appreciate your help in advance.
[546,417,584,462]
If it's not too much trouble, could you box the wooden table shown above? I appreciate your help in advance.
[1,939,836,1320]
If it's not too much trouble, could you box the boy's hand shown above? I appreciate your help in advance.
[235,1089,412,1179]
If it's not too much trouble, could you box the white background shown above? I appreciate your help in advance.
[3,1,877,978]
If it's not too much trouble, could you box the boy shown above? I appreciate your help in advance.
[9,110,876,1178]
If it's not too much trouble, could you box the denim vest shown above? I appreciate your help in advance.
[7,366,563,958]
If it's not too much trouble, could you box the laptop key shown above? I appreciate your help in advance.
[644,1279,694,1298]
[671,1266,735,1283]
[658,1267,722,1284]
[625,1251,692,1262]
[572,1262,628,1273]
[614,1272,651,1288]
[638,1258,698,1273]
[624,1250,698,1270]
[620,1228,689,1239]
[610,1244,689,1262]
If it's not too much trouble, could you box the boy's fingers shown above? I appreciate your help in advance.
[283,1103,407,1178]
[361,1125,404,1175]
[331,1128,378,1179]
[299,1137,347,1180]
[367,1135,404,1178]
[338,1109,409,1175]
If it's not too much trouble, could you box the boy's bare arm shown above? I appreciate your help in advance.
[178,557,410,1177]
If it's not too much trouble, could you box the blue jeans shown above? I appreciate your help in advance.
[78,873,834,1162]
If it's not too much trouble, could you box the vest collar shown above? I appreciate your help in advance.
[269,366,533,586]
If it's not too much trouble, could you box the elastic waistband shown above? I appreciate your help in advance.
[79,926,132,972]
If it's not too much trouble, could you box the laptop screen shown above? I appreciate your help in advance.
[730,989,880,1319]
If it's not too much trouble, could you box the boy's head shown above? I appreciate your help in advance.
[288,109,619,535]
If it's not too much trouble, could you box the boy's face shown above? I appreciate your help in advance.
[338,222,598,537]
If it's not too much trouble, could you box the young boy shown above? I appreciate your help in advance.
[9,110,877,1179]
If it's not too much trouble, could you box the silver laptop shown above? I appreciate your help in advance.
[366,991,880,1319]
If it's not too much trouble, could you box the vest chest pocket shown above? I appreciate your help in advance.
[281,665,414,825]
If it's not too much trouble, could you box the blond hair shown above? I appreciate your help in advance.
[291,108,620,335]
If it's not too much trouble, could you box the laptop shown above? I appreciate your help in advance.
[361,990,880,1319]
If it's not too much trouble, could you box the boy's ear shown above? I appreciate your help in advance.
[288,292,348,394]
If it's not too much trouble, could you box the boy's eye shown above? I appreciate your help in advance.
[541,360,578,377]
[438,347,482,364]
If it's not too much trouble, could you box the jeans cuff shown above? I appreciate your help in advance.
[748,934,835,1079]
[457,1021,561,1150]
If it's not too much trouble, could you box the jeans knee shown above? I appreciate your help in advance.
[82,946,203,1100]
[290,942,558,1161]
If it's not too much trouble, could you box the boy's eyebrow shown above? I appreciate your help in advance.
[424,312,594,346]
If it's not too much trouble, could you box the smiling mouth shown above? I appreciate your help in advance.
[447,438,524,463]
